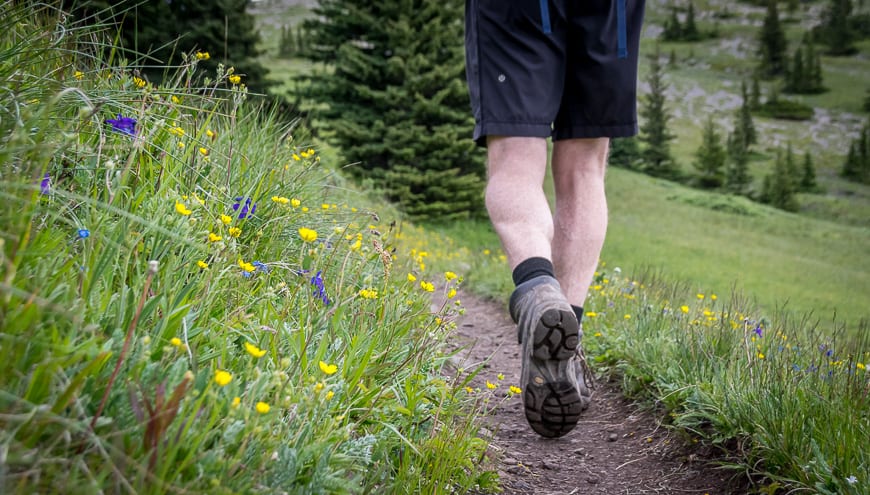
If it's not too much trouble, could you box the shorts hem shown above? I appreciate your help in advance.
[553,123,638,140]
[473,122,553,147]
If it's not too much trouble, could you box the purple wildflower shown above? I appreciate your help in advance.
[252,261,269,273]
[233,197,257,219]
[310,270,329,305]
[40,173,51,195]
[753,325,763,338]
[105,114,137,136]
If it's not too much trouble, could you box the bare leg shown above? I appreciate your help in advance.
[485,136,552,269]
[551,138,610,308]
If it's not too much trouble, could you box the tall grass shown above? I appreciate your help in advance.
[0,4,498,493]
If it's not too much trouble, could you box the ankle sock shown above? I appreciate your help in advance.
[571,305,584,326]
[512,257,556,286]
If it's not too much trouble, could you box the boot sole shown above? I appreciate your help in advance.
[522,359,588,438]
[531,307,579,361]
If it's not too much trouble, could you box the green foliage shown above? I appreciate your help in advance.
[841,118,870,183]
[59,0,271,93]
[661,1,706,42]
[757,0,789,78]
[692,117,727,189]
[760,148,800,211]
[785,34,826,94]
[800,151,819,192]
[0,5,496,493]
[299,0,485,221]
[609,137,643,170]
[639,44,680,180]
[755,85,815,120]
[816,0,858,56]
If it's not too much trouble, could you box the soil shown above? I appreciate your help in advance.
[447,293,752,495]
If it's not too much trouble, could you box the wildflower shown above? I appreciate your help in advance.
[245,342,267,358]
[195,51,210,60]
[228,227,242,237]
[326,391,335,400]
[696,294,705,300]
[77,228,90,239]
[310,270,329,304]
[465,386,474,394]
[271,196,289,204]
[177,141,185,149]
[231,396,241,408]
[171,95,181,104]
[447,288,457,299]
[291,198,301,208]
[754,325,763,338]
[680,305,690,314]
[757,353,765,360]
[292,153,301,161]
[132,76,147,88]
[846,476,858,485]
[219,214,232,225]
[445,271,457,281]
[497,373,505,381]
[208,232,222,242]
[39,173,51,195]
[196,260,209,269]
[593,332,602,337]
[74,70,84,80]
[106,114,136,136]
[175,201,192,216]
[214,370,232,386]
[255,402,270,414]
[169,126,185,137]
[358,288,379,299]
[314,382,324,392]
[319,361,338,375]
[486,381,497,390]
[407,273,417,282]
[252,261,269,273]
[206,129,216,140]
[585,311,597,318]
[170,337,182,347]
[238,259,256,273]
[198,147,209,157]
[298,227,318,243]
[420,281,435,292]
[857,363,866,371]
[228,74,242,85]
[233,197,257,219]
[624,314,631,320]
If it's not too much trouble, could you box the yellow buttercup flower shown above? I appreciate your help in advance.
[486,381,497,390]
[196,260,209,269]
[231,396,241,408]
[509,386,522,395]
[358,288,379,299]
[220,214,232,225]
[195,51,210,60]
[680,305,690,314]
[407,273,417,282]
[170,337,182,347]
[298,227,318,243]
[238,259,255,272]
[420,281,435,292]
[175,201,192,216]
[319,361,338,375]
[245,342,267,358]
[447,288,457,299]
[74,70,84,80]
[228,227,242,238]
[445,271,457,281]
[290,198,301,208]
[214,370,232,387]
[228,74,241,85]
[255,402,270,414]
[208,232,222,242]
[271,196,289,204]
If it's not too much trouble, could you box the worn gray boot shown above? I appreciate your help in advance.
[509,276,592,438]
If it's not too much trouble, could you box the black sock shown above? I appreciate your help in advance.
[512,257,556,286]
[571,305,584,325]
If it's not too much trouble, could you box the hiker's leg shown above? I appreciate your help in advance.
[550,138,610,308]
[485,136,552,269]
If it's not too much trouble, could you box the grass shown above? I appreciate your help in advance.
[0,5,502,493]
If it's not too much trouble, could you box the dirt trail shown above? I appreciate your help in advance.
[448,294,749,495]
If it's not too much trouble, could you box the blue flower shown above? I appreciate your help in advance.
[105,114,137,136]
[252,261,270,273]
[753,325,763,338]
[233,197,257,219]
[77,228,90,239]
[40,173,51,195]
[310,270,329,305]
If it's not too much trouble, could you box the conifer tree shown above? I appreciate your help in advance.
[300,0,484,220]
[757,0,788,78]
[864,88,870,112]
[784,143,800,190]
[763,150,800,211]
[663,8,683,41]
[684,1,701,41]
[60,0,269,92]
[693,117,727,188]
[609,137,643,169]
[842,119,870,183]
[819,0,857,56]
[726,131,752,195]
[639,44,679,179]
[799,151,818,192]
[738,80,758,148]
[750,75,763,110]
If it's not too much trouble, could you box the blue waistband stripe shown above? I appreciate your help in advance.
[539,0,552,34]
[617,0,628,58]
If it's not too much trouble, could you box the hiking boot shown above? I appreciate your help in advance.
[509,276,592,437]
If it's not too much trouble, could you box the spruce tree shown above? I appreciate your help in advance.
[663,8,683,41]
[764,150,800,211]
[684,1,701,41]
[693,117,727,188]
[799,151,818,192]
[738,80,758,148]
[609,137,643,170]
[784,142,800,190]
[639,44,679,180]
[300,0,484,220]
[750,75,763,110]
[819,0,857,56]
[726,131,752,195]
[757,0,788,78]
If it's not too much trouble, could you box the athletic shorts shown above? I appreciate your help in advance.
[465,0,646,147]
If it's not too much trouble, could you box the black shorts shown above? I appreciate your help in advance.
[465,0,646,146]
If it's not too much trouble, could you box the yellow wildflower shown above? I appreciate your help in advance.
[624,314,632,320]
[680,305,690,314]
[132,76,146,88]
[497,373,505,381]
[170,337,182,347]
[177,142,185,149]
[509,385,522,395]
[255,402,270,414]
[228,74,241,85]
[231,396,241,408]
[195,51,210,60]
[244,342,267,358]
[325,391,335,400]
[74,70,84,80]
[585,311,597,318]
[757,353,765,360]
[696,294,705,300]
[358,288,379,299]
[857,363,865,371]
[238,259,255,272]
[465,386,474,394]
[175,201,192,216]
[208,232,222,242]
[196,260,209,269]
[486,381,497,390]
[291,198,301,208]
[198,147,209,157]
[169,126,185,137]
[445,271,457,281]
[220,214,232,225]
[171,95,181,104]
[407,273,417,282]
[272,196,290,204]
[420,281,435,292]
[314,382,324,392]
[447,288,457,299]
[206,129,216,139]
[319,361,338,375]
[214,370,232,386]
[298,227,318,243]
[228,227,242,238]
